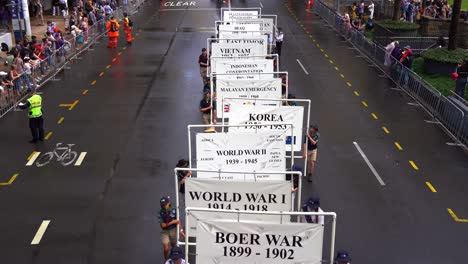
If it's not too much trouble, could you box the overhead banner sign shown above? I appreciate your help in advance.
[229,105,305,152]
[195,132,286,179]
[185,179,292,234]
[196,220,324,264]
[213,59,274,80]
[217,79,282,118]
[223,11,259,21]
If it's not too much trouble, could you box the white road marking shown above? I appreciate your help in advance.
[446,142,464,146]
[353,142,386,186]
[407,102,420,106]
[26,152,41,166]
[74,152,87,166]
[31,220,51,245]
[259,2,263,8]
[296,59,309,75]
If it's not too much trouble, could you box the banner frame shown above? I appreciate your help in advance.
[209,54,280,77]
[221,7,262,21]
[207,36,271,58]
[184,207,337,264]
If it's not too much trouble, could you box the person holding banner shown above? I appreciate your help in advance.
[198,48,208,84]
[159,196,185,260]
[303,124,320,182]
[176,159,191,194]
[275,27,284,57]
[164,246,186,264]
[199,91,216,131]
[335,250,352,264]
[301,196,324,225]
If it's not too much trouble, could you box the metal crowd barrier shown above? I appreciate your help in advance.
[313,0,467,149]
[0,2,141,119]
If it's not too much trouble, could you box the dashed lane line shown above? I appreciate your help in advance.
[394,142,403,151]
[58,100,79,111]
[99,72,104,77]
[353,142,386,186]
[371,113,378,120]
[340,73,344,78]
[425,182,437,193]
[447,208,468,223]
[354,91,360,97]
[106,64,111,69]
[361,101,368,107]
[57,117,64,124]
[346,82,352,87]
[91,80,97,85]
[409,160,419,170]
[0,173,19,186]
[44,132,53,140]
[334,66,339,71]
[31,220,51,245]
[382,126,390,134]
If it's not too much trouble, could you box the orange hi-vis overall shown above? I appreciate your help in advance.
[124,17,132,44]
[106,19,120,48]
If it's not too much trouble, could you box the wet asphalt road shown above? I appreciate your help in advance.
[0,0,467,263]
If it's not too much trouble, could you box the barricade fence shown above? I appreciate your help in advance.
[0,1,142,119]
[313,0,467,148]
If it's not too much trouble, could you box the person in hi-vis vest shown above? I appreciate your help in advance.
[106,16,120,48]
[18,93,44,143]
[123,13,132,45]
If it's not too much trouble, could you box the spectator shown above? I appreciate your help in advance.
[33,0,45,26]
[62,7,70,32]
[53,0,61,16]
[60,0,69,15]
[335,250,352,264]
[455,60,468,98]
[400,45,413,69]
[303,124,320,182]
[0,5,10,30]
[368,0,375,20]
[390,41,401,61]
[71,25,84,47]
[176,159,191,194]
[384,40,396,67]
[80,17,89,42]
[103,1,113,17]
[358,0,365,18]
[342,13,351,37]
[351,18,365,32]
[406,1,414,23]
[164,246,186,264]
[13,52,32,92]
[9,65,22,96]
[159,196,184,261]
[23,57,37,89]
[301,196,324,225]
[350,3,357,20]
[198,48,208,83]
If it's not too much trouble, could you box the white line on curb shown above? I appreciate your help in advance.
[353,142,386,186]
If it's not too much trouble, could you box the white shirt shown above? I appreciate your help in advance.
[164,259,186,264]
[276,32,284,42]
[301,207,325,225]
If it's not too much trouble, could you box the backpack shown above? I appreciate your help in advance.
[110,21,117,32]
[128,18,133,27]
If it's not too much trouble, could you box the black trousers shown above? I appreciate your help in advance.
[276,41,283,57]
[29,116,44,141]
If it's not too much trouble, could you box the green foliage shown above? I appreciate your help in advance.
[376,20,420,30]
[422,48,468,64]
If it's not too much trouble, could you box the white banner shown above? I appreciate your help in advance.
[233,18,274,37]
[218,24,261,39]
[212,40,267,59]
[195,132,286,179]
[223,11,259,21]
[185,179,292,234]
[213,59,274,80]
[217,79,282,118]
[229,105,304,152]
[196,220,324,264]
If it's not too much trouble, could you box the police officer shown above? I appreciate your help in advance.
[18,92,44,143]
[159,196,185,261]
[335,250,352,264]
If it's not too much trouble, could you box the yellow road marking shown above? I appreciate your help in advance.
[316,43,320,48]
[409,160,419,170]
[371,113,378,119]
[59,100,79,111]
[0,173,19,186]
[82,89,89,95]
[106,64,111,69]
[340,73,345,78]
[45,132,53,140]
[346,82,352,87]
[361,101,368,107]
[112,58,117,62]
[334,66,339,71]
[425,182,437,193]
[329,60,334,64]
[57,117,64,124]
[312,39,316,42]
[99,72,104,77]
[394,142,403,151]
[447,208,468,223]
[91,80,97,85]
[354,91,360,97]
[118,52,122,56]
[28,151,37,160]
[382,126,390,134]
[324,54,329,58]
[123,46,127,50]
[320,48,324,52]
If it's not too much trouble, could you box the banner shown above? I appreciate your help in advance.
[212,41,266,59]
[223,11,259,21]
[217,79,282,118]
[195,132,286,179]
[233,18,274,37]
[196,220,324,264]
[213,59,274,80]
[228,105,304,152]
[218,24,261,39]
[185,179,292,234]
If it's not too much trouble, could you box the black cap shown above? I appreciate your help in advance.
[310,124,319,131]
[176,159,189,168]
[335,250,351,262]
[202,48,207,52]
[307,196,320,210]
[160,196,170,208]
[169,246,184,260]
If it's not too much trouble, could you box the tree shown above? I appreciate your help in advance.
[393,0,400,21]
[448,0,462,50]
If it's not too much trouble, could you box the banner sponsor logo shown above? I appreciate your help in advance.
[217,79,282,118]
[185,179,292,233]
[196,220,324,263]
[229,105,304,151]
[196,132,285,179]
[213,59,274,80]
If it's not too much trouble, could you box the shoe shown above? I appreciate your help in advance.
[29,140,37,144]
[307,174,313,182]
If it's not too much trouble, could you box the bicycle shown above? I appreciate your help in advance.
[36,143,78,167]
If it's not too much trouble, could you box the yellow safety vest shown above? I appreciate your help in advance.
[27,94,42,118]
